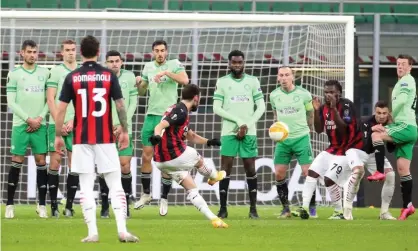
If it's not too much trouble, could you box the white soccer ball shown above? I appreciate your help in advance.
[269,121,290,142]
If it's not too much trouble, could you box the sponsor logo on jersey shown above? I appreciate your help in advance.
[278,107,299,115]
[401,83,408,87]
[25,86,45,93]
[231,95,249,103]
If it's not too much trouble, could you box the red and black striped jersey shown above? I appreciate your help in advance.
[59,61,123,145]
[154,102,190,162]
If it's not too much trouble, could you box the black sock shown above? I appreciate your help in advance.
[400,175,413,208]
[276,179,289,208]
[373,141,385,173]
[65,172,79,210]
[37,165,48,206]
[219,176,230,208]
[247,175,258,208]
[99,174,109,211]
[309,190,316,208]
[121,172,132,204]
[141,172,151,194]
[47,167,59,210]
[7,162,22,205]
[161,177,172,199]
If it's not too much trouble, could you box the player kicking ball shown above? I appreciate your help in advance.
[150,84,228,228]
[5,40,50,219]
[99,50,138,219]
[213,50,265,219]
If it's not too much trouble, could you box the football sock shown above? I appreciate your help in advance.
[219,176,230,208]
[373,141,385,173]
[79,173,98,237]
[196,162,217,179]
[121,172,132,202]
[99,174,109,211]
[400,174,413,208]
[161,177,172,199]
[276,179,289,208]
[381,171,395,214]
[141,172,151,194]
[104,171,128,233]
[7,161,22,205]
[345,168,365,209]
[187,188,217,220]
[47,167,59,210]
[66,172,79,210]
[309,191,316,208]
[327,183,342,212]
[302,176,317,208]
[37,165,48,206]
[246,174,257,208]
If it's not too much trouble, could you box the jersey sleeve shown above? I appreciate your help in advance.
[269,93,276,110]
[172,59,185,74]
[110,73,123,100]
[46,68,59,89]
[252,78,264,102]
[59,74,75,103]
[304,91,313,111]
[163,107,187,126]
[398,78,415,95]
[213,80,224,103]
[141,64,149,82]
[6,72,17,93]
[340,100,357,124]
[129,74,138,96]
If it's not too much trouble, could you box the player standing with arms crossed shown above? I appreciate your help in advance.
[369,54,417,220]
[135,40,189,216]
[269,66,317,218]
[213,50,266,219]
[46,39,79,218]
[98,50,138,218]
[54,35,138,242]
[5,40,50,219]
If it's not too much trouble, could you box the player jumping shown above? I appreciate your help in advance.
[99,50,138,219]
[269,66,317,218]
[213,50,266,219]
[369,54,417,220]
[55,35,138,242]
[5,40,50,219]
[135,40,189,216]
[46,39,79,218]
[150,84,228,228]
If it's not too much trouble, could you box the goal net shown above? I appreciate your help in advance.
[0,11,354,207]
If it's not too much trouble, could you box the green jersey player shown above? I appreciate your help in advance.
[371,54,417,220]
[46,39,79,218]
[5,40,49,219]
[213,50,266,219]
[134,40,189,216]
[269,67,316,218]
[99,50,138,218]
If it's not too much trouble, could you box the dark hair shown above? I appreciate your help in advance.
[397,54,414,66]
[61,39,76,50]
[106,50,123,60]
[228,50,245,61]
[324,80,343,93]
[80,35,100,59]
[375,100,389,109]
[152,40,168,50]
[181,84,200,100]
[21,40,37,50]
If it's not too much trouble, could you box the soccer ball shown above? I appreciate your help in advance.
[269,121,289,142]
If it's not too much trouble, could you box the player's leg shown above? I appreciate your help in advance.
[273,139,292,218]
[240,135,259,219]
[160,173,172,216]
[47,124,61,217]
[118,134,134,218]
[218,135,239,218]
[396,143,416,220]
[64,149,78,217]
[98,173,110,218]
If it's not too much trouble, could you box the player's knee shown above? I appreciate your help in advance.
[12,155,24,163]
[397,158,411,176]
[49,153,61,170]
[371,132,381,142]
[352,166,365,176]
[385,170,395,185]
[308,169,320,179]
[120,159,131,173]
[194,157,204,169]
[142,149,153,164]
[34,154,46,166]
[274,164,287,180]
[324,176,335,187]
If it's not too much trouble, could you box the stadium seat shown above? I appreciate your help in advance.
[211,1,252,12]
[301,3,336,13]
[174,1,211,11]
[58,0,75,9]
[119,0,164,10]
[2,0,29,8]
[79,0,118,9]
[29,0,59,8]
[256,2,300,13]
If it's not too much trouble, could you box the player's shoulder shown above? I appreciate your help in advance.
[340,97,355,107]
[362,115,376,124]
[216,74,231,84]
[296,86,311,94]
[400,74,416,87]
[270,87,281,96]
[37,65,50,74]
[49,64,64,74]
[244,74,259,82]
[8,66,22,77]
[121,69,135,78]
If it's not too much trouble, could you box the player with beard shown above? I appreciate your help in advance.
[213,50,266,219]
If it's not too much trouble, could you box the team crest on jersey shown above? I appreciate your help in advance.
[293,96,300,102]
[38,76,45,81]
[121,81,128,89]
[244,84,251,91]
[160,65,168,71]
[343,109,351,122]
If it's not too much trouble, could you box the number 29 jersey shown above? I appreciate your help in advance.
[60,61,123,145]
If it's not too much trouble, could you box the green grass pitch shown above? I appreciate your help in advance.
[2,205,417,251]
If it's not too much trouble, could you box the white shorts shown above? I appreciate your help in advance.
[346,148,369,169]
[364,153,393,174]
[310,151,351,187]
[71,144,120,174]
[154,146,201,184]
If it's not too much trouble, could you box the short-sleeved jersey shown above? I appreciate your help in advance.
[47,64,78,124]
[361,115,395,154]
[391,74,417,127]
[269,86,313,138]
[319,98,363,155]
[6,65,49,126]
[213,74,264,136]
[59,61,123,145]
[111,69,137,134]
[153,102,190,162]
[141,59,186,116]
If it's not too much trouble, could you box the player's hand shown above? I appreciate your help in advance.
[118,132,129,151]
[26,118,41,130]
[65,120,74,133]
[327,94,337,109]
[26,126,35,133]
[153,71,167,83]
[149,135,162,146]
[61,125,69,136]
[312,97,321,110]
[135,76,142,87]
[54,136,66,156]
[372,124,386,133]
[113,125,122,138]
[207,138,221,147]
[236,124,248,140]
[387,113,393,124]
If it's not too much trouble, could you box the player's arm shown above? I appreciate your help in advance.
[127,76,139,122]
[46,69,59,121]
[55,74,73,137]
[6,72,30,122]
[110,74,128,133]
[248,79,266,126]
[154,107,187,136]
[332,104,349,134]
[185,129,221,146]
[137,79,148,96]
[304,94,314,130]
[213,81,245,127]
[164,60,189,85]
[313,103,324,134]
[393,81,413,115]
[269,94,278,121]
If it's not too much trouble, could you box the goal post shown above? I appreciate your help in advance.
[0,10,354,206]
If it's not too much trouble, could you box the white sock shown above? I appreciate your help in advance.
[327,183,343,212]
[345,168,365,209]
[104,171,127,234]
[302,176,317,208]
[187,188,217,220]
[381,171,395,214]
[196,161,217,179]
[79,173,98,237]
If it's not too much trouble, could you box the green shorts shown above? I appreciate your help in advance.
[274,134,313,165]
[11,124,48,156]
[141,114,163,147]
[220,135,258,158]
[117,134,134,156]
[386,123,418,160]
[48,124,73,152]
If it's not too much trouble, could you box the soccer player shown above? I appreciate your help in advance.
[269,66,317,218]
[369,54,417,220]
[54,35,138,242]
[134,40,189,215]
[342,101,396,220]
[150,84,228,228]
[5,40,50,219]
[98,50,138,219]
[298,80,360,220]
[213,50,266,219]
[46,39,79,218]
